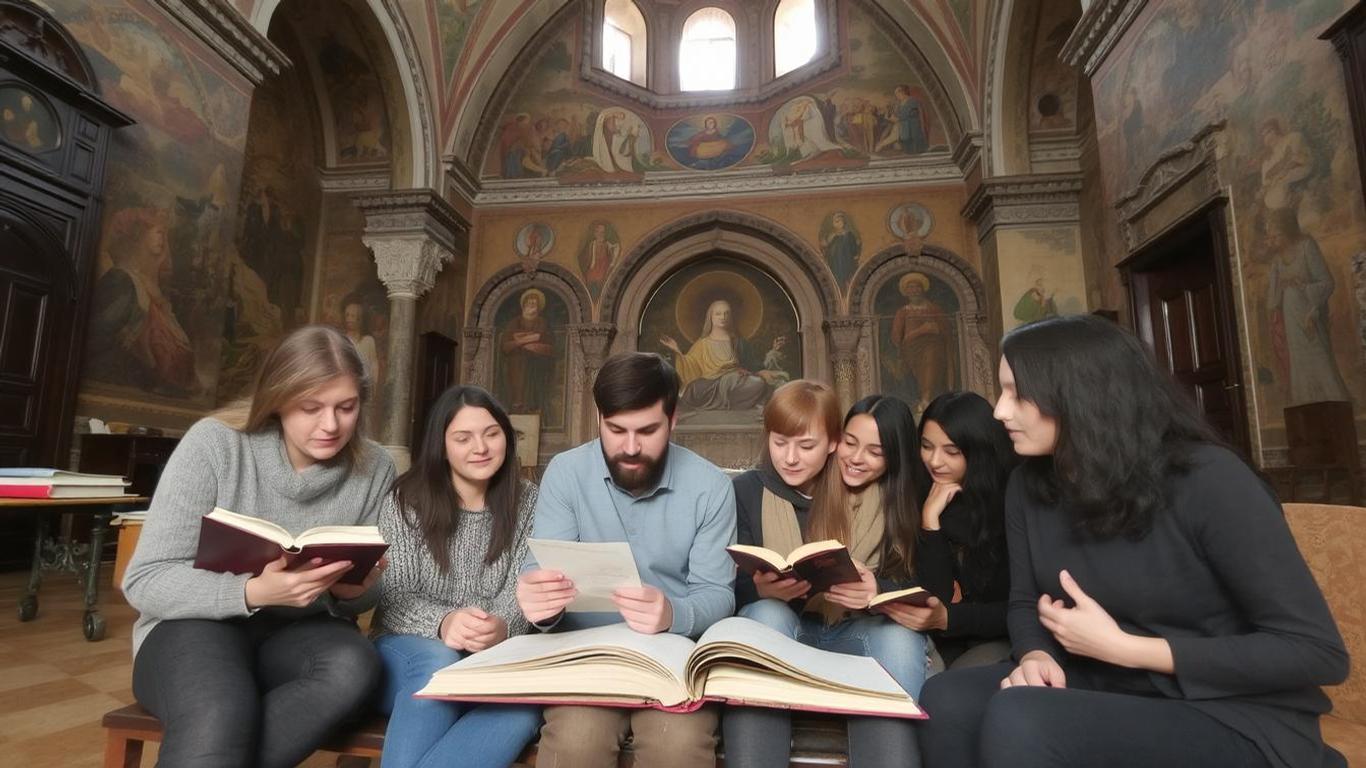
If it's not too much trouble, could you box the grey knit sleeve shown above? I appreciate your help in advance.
[121,420,253,621]
[486,482,538,638]
[374,493,456,639]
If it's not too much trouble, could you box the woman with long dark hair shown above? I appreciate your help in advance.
[123,325,394,768]
[371,385,541,768]
[918,315,1348,768]
[878,391,1016,670]
[727,390,931,768]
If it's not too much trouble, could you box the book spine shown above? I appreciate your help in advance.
[0,484,54,498]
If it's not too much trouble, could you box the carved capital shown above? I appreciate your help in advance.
[352,188,467,255]
[150,0,289,85]
[824,317,868,360]
[1059,0,1148,76]
[961,173,1083,242]
[461,326,495,386]
[572,323,617,369]
[365,236,451,300]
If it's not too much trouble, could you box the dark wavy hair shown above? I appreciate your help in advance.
[1002,315,1222,539]
[394,385,522,570]
[914,391,1017,594]
[813,394,923,580]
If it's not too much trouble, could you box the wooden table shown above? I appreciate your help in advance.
[1,496,149,640]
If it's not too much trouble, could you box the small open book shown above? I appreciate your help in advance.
[726,539,862,593]
[416,616,924,719]
[192,507,388,585]
[867,586,933,609]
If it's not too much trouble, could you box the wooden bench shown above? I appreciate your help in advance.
[101,703,851,767]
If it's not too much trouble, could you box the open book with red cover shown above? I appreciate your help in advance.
[415,616,925,719]
[193,507,387,585]
[726,539,862,593]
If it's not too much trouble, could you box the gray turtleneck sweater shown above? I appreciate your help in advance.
[122,417,396,656]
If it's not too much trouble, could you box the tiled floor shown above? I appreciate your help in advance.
[0,564,342,767]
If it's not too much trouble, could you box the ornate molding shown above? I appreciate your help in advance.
[364,236,451,300]
[572,323,616,371]
[461,326,495,387]
[151,0,289,86]
[952,131,984,176]
[961,173,1083,241]
[1115,121,1225,252]
[0,0,95,87]
[473,158,963,206]
[824,317,868,360]
[469,261,593,329]
[443,153,481,209]
[352,187,467,254]
[317,168,390,193]
[1059,0,1148,77]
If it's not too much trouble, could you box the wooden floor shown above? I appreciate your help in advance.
[0,564,340,767]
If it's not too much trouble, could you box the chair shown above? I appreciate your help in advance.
[1280,402,1361,505]
[1284,503,1366,763]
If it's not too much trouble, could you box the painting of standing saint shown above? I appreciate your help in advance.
[875,270,962,415]
[641,258,800,424]
[494,287,570,430]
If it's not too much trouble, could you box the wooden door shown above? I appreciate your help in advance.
[1124,206,1250,455]
[0,211,74,466]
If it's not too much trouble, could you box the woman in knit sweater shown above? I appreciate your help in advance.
[879,391,1017,670]
[723,382,930,768]
[371,385,540,768]
[918,315,1349,768]
[122,325,396,768]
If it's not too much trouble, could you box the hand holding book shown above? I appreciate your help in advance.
[874,593,947,631]
[245,556,357,609]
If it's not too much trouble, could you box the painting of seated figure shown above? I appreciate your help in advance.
[642,257,800,424]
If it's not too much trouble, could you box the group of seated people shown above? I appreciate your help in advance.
[121,314,1350,768]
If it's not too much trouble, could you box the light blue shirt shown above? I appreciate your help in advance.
[525,439,737,637]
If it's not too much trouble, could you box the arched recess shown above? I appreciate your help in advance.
[445,0,975,167]
[849,244,997,401]
[251,0,437,187]
[984,0,1031,176]
[464,262,594,453]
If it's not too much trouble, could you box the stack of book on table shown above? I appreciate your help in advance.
[0,468,132,499]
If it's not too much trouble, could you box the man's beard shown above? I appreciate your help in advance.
[604,445,668,493]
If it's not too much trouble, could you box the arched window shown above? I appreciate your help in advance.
[603,0,647,86]
[679,7,736,91]
[773,0,817,77]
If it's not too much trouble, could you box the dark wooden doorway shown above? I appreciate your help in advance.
[0,211,74,466]
[1121,203,1251,457]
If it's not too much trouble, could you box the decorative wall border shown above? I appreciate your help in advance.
[961,173,1084,242]
[1114,121,1224,252]
[152,0,289,86]
[1058,0,1147,77]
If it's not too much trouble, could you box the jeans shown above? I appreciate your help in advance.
[375,633,542,768]
[131,613,380,768]
[918,663,1273,768]
[722,599,931,768]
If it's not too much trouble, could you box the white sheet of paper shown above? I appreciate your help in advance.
[527,539,643,612]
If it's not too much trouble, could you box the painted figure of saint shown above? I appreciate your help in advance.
[891,272,950,412]
[876,84,929,155]
[1265,211,1352,405]
[577,221,620,300]
[1013,272,1059,326]
[500,288,556,413]
[821,211,862,288]
[659,300,787,411]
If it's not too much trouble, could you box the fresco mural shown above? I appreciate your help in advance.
[875,269,962,414]
[666,114,755,171]
[888,202,935,255]
[0,85,61,151]
[515,222,554,273]
[483,2,950,181]
[820,210,863,290]
[494,286,570,430]
[55,0,250,414]
[576,220,621,302]
[997,228,1087,332]
[435,0,481,85]
[641,258,800,424]
[218,39,322,402]
[1092,0,1364,437]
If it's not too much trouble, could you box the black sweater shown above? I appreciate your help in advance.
[733,467,813,611]
[1007,444,1348,768]
[915,497,1009,662]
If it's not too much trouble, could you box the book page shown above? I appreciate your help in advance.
[726,544,790,571]
[207,508,293,548]
[527,539,642,612]
[788,539,845,563]
[293,525,385,547]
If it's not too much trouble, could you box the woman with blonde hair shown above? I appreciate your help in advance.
[123,324,396,768]
[723,382,929,768]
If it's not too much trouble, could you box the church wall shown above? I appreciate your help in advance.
[1089,0,1366,460]
[53,0,254,431]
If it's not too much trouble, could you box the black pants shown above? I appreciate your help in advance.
[132,613,380,768]
[723,707,920,768]
[917,663,1271,768]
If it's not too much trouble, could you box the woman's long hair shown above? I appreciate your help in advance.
[394,385,522,570]
[812,394,923,580]
[1002,314,1222,539]
[914,391,1017,594]
[759,380,844,498]
[211,325,372,463]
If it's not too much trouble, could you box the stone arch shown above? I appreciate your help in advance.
[251,0,437,187]
[599,210,839,323]
[469,261,593,328]
[850,243,996,401]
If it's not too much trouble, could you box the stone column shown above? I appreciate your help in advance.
[824,317,867,409]
[354,190,464,472]
[571,323,617,442]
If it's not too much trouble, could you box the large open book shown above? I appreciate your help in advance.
[727,540,861,593]
[415,616,924,719]
[193,507,387,585]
